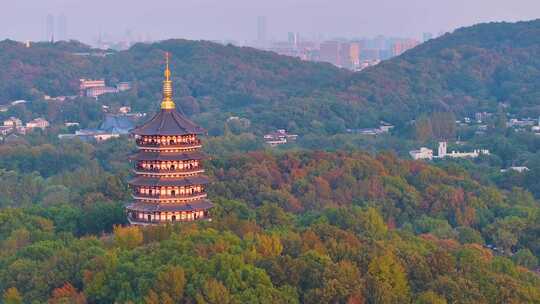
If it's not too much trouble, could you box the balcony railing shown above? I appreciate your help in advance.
[132,192,207,201]
[127,214,211,225]
[134,166,204,175]
[136,139,202,149]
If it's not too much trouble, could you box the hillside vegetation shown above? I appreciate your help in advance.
[2,19,540,135]
[344,20,540,122]
[1,141,540,303]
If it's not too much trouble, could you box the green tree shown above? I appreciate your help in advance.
[457,226,484,244]
[195,278,231,304]
[367,252,410,304]
[256,203,292,228]
[512,249,538,269]
[358,207,388,239]
[415,291,447,304]
[3,287,23,304]
[113,225,143,249]
[256,234,283,258]
[415,116,433,142]
[152,266,186,303]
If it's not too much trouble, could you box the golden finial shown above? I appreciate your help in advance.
[164,52,171,81]
[161,52,175,110]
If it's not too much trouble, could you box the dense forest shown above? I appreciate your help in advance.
[1,137,540,303]
[2,19,540,135]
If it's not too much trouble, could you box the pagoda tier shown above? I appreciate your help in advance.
[126,200,213,224]
[125,53,213,225]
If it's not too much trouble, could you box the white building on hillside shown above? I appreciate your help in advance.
[263,129,298,146]
[3,117,22,127]
[26,118,50,130]
[409,147,433,160]
[501,166,530,173]
[436,141,490,159]
[438,141,447,158]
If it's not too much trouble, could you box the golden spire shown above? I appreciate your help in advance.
[161,52,175,110]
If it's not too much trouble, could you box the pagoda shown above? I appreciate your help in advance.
[125,53,213,225]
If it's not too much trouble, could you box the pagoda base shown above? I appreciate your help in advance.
[128,216,212,226]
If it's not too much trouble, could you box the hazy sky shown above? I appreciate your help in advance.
[1,0,539,44]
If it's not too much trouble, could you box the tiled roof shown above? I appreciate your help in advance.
[126,199,213,212]
[128,175,209,187]
[131,109,205,136]
[129,151,206,161]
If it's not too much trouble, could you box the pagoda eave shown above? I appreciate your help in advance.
[129,151,206,161]
[131,109,206,136]
[131,193,208,201]
[126,199,213,212]
[132,169,205,177]
[128,175,209,187]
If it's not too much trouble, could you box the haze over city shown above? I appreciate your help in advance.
[1,0,539,43]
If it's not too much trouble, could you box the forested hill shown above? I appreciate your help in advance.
[0,38,352,134]
[344,19,540,122]
[1,19,540,134]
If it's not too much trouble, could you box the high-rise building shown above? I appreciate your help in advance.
[349,42,361,68]
[338,42,351,68]
[126,54,213,225]
[319,41,340,66]
[391,39,420,57]
[46,14,55,42]
[57,14,67,41]
[287,32,299,47]
[257,16,267,46]
[288,32,295,45]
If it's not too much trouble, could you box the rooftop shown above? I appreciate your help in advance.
[131,109,205,136]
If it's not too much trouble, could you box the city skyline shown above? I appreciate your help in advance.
[1,0,539,44]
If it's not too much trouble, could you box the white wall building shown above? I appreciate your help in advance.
[3,117,22,127]
[438,141,447,158]
[409,147,433,160]
[26,118,50,130]
[436,141,490,159]
[501,166,530,173]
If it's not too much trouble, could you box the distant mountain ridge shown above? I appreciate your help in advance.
[343,19,540,122]
[1,19,540,134]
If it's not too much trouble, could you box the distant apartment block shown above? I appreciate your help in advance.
[349,43,361,68]
[3,117,26,135]
[3,117,22,127]
[257,16,267,47]
[80,79,106,91]
[251,33,423,71]
[80,79,131,98]
[319,41,341,66]
[391,39,420,56]
[26,118,50,130]
[86,86,118,98]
